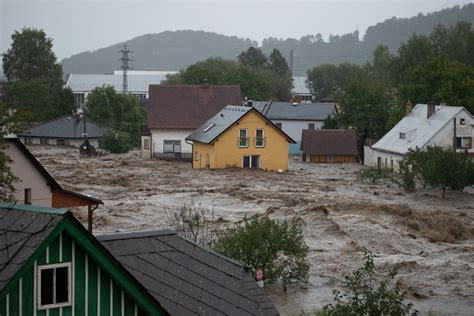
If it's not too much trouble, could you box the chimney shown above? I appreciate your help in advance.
[405,100,413,116]
[427,101,435,119]
[203,78,209,88]
[440,98,447,107]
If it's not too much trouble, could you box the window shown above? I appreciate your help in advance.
[390,159,394,170]
[243,155,260,169]
[74,93,85,107]
[38,263,71,309]
[308,123,315,130]
[24,137,33,145]
[385,158,388,167]
[24,188,32,204]
[456,137,471,149]
[275,122,282,129]
[163,140,181,153]
[399,133,406,140]
[239,129,248,147]
[255,129,265,148]
[143,138,150,150]
[460,118,466,125]
[40,138,49,145]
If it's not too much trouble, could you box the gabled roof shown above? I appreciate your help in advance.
[98,230,279,316]
[301,129,357,155]
[17,115,107,139]
[66,72,175,93]
[0,204,168,314]
[186,105,295,144]
[372,104,472,155]
[147,85,242,129]
[4,137,102,205]
[254,101,336,121]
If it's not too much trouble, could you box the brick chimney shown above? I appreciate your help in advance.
[440,98,447,107]
[427,101,435,119]
[405,100,413,115]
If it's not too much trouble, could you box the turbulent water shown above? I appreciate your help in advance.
[32,147,474,315]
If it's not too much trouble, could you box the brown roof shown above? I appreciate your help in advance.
[301,129,357,155]
[148,85,242,129]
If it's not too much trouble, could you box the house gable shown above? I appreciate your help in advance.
[0,204,166,315]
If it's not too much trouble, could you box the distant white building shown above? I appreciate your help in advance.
[66,70,177,107]
[365,103,474,171]
[292,76,313,102]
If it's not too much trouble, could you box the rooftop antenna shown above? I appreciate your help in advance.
[119,45,133,93]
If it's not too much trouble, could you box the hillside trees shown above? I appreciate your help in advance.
[2,28,75,123]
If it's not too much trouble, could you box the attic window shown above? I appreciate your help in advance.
[460,118,466,125]
[203,123,216,133]
[399,133,406,140]
[38,263,71,309]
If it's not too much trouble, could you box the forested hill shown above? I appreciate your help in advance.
[61,4,474,76]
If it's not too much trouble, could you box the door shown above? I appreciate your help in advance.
[377,157,382,169]
[243,156,250,168]
[251,155,260,169]
[206,154,210,168]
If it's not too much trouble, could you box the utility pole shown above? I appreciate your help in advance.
[119,45,133,94]
[290,50,294,76]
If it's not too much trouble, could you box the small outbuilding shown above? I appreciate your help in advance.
[301,129,358,163]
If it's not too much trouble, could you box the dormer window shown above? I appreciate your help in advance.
[399,133,406,140]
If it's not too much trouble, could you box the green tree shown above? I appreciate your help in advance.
[86,86,146,152]
[237,47,268,69]
[2,28,62,81]
[399,57,474,113]
[322,115,338,129]
[2,28,75,123]
[165,58,273,100]
[213,215,309,285]
[325,252,418,316]
[267,49,293,101]
[268,49,290,77]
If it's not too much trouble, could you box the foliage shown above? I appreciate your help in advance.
[357,167,393,184]
[325,252,418,316]
[99,130,133,154]
[237,47,268,69]
[401,146,474,198]
[322,115,338,129]
[267,49,293,101]
[2,28,75,123]
[398,159,416,192]
[165,57,273,100]
[213,215,309,284]
[86,86,146,151]
[165,203,215,246]
[2,27,63,81]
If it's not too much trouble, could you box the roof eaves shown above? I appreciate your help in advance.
[0,202,69,215]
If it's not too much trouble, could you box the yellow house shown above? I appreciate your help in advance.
[186,105,295,171]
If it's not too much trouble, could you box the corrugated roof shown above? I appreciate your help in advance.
[301,129,358,155]
[372,104,470,155]
[0,204,65,291]
[292,76,311,95]
[18,115,107,139]
[147,85,242,129]
[66,73,173,93]
[254,101,336,121]
[98,231,279,316]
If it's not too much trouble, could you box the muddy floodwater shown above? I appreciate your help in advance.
[31,146,474,315]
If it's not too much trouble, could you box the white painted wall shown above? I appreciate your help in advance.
[5,142,52,207]
[150,128,194,154]
[270,120,323,143]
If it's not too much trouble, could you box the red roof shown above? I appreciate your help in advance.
[148,84,242,129]
[301,129,358,155]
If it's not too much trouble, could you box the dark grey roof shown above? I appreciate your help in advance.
[0,204,67,291]
[254,101,336,121]
[98,231,279,316]
[186,105,252,144]
[18,115,107,139]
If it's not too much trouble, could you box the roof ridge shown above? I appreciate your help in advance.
[0,202,69,215]
[96,229,177,241]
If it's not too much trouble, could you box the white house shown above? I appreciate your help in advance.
[254,101,337,154]
[364,103,474,171]
[292,76,313,102]
[66,70,177,107]
[143,84,242,159]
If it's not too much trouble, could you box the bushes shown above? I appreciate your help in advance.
[213,215,309,285]
[357,166,393,184]
[100,130,133,153]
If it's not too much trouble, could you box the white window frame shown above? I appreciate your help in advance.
[163,140,181,153]
[457,137,471,149]
[239,129,248,148]
[143,138,150,150]
[460,118,466,125]
[255,129,265,148]
[37,262,72,310]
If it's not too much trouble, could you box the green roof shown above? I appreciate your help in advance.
[0,202,69,215]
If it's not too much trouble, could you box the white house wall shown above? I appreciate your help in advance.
[271,120,324,143]
[151,128,194,156]
[5,142,53,207]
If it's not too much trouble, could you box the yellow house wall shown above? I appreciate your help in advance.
[192,111,290,171]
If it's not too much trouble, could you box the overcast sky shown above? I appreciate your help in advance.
[1,0,472,61]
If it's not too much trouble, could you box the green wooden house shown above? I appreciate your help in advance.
[0,203,167,316]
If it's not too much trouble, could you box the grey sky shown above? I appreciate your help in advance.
[1,0,472,61]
